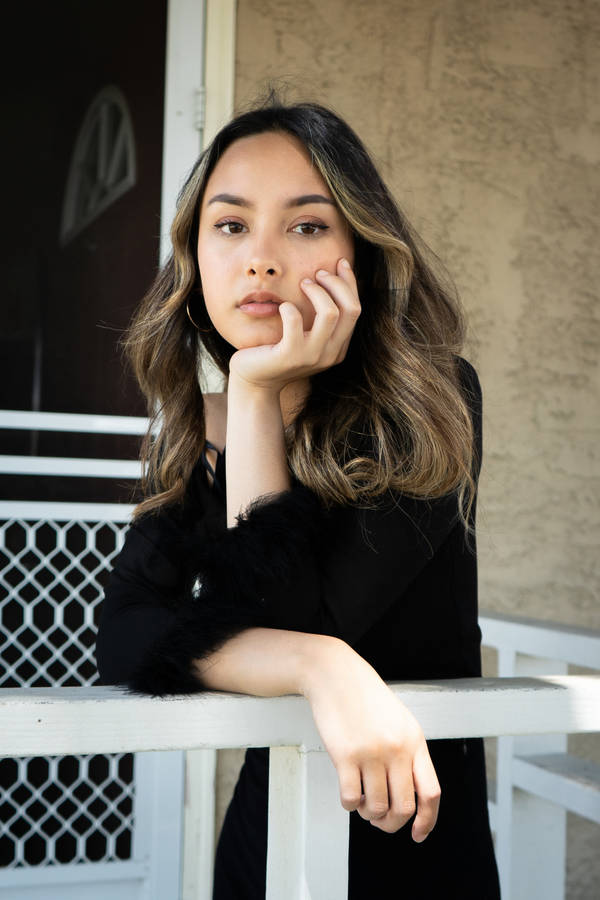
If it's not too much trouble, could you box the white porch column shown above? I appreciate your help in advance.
[267,747,349,900]
[510,654,568,900]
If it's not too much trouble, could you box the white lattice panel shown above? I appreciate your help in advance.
[0,518,134,870]
[1,519,125,688]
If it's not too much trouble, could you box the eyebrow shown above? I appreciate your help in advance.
[207,192,336,209]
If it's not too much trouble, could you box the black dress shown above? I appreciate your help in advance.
[95,358,500,899]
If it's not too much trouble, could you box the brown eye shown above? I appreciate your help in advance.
[292,222,329,236]
[214,221,245,235]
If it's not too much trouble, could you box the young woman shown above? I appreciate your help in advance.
[96,98,500,898]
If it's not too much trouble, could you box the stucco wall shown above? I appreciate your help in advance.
[215,1,600,895]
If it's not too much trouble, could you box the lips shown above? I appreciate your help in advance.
[239,291,284,306]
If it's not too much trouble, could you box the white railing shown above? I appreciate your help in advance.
[0,409,150,482]
[480,612,600,900]
[2,410,600,900]
[1,675,599,900]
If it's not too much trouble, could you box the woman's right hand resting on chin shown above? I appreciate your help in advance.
[193,628,440,841]
[228,257,361,393]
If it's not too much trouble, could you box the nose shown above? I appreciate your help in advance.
[245,233,282,279]
[245,257,281,278]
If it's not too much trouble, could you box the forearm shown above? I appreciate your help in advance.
[226,375,291,527]
[192,627,346,697]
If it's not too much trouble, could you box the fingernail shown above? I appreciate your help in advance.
[340,258,350,268]
[316,269,329,277]
[302,277,313,284]
[412,831,427,843]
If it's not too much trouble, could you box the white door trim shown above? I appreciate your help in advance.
[160,4,237,898]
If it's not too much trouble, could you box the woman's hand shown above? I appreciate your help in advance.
[229,257,361,391]
[301,638,441,841]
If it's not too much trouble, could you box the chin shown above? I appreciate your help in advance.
[237,324,284,347]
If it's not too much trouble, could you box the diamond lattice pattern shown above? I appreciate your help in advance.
[0,518,134,867]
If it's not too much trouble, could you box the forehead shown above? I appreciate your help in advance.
[202,131,331,202]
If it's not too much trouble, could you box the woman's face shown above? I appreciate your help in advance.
[196,131,355,348]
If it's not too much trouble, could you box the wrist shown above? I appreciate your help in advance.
[227,370,283,401]
[297,634,357,700]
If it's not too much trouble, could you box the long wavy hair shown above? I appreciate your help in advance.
[125,95,477,523]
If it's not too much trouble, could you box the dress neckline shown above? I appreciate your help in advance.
[204,439,225,457]
[200,440,225,494]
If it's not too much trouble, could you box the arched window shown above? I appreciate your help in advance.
[60,86,136,244]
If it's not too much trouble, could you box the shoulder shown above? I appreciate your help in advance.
[203,392,227,452]
[109,510,185,588]
[454,356,483,474]
[456,356,482,401]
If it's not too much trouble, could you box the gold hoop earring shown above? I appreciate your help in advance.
[186,296,213,332]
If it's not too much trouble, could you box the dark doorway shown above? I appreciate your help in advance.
[2,0,167,502]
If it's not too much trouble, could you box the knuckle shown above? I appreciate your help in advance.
[367,800,389,819]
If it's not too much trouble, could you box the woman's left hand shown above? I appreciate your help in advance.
[228,257,361,392]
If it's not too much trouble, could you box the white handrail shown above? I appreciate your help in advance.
[1,676,598,900]
[0,410,150,434]
[480,611,600,669]
[0,409,152,480]
[1,676,598,758]
[0,456,142,478]
[0,501,134,521]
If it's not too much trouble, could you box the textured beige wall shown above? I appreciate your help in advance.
[215,1,600,895]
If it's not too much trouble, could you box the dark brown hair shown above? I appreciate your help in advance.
[124,96,476,523]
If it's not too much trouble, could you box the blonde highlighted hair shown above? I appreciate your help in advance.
[124,95,477,524]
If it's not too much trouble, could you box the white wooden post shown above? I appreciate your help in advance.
[133,750,186,900]
[304,750,349,898]
[182,748,217,900]
[496,646,516,900]
[266,747,349,900]
[511,654,568,900]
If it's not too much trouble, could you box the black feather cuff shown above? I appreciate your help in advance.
[126,483,330,697]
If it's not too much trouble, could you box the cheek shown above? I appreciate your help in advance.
[197,247,226,296]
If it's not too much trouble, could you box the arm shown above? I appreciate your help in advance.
[224,375,290,528]
[193,625,440,841]
[97,556,439,841]
[192,625,328,695]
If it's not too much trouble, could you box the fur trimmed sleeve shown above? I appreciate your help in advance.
[124,484,335,696]
[95,483,337,697]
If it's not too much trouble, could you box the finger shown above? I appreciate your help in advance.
[313,266,361,345]
[277,300,304,344]
[336,256,358,287]
[298,270,359,367]
[299,278,342,346]
[369,757,416,834]
[314,265,361,319]
[337,763,363,812]
[411,742,441,842]
[356,761,390,822]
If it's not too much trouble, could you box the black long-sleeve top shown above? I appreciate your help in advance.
[95,357,500,899]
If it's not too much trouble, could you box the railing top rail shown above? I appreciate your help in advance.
[480,611,600,670]
[0,410,151,435]
[0,500,134,523]
[0,455,141,479]
[1,676,598,758]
